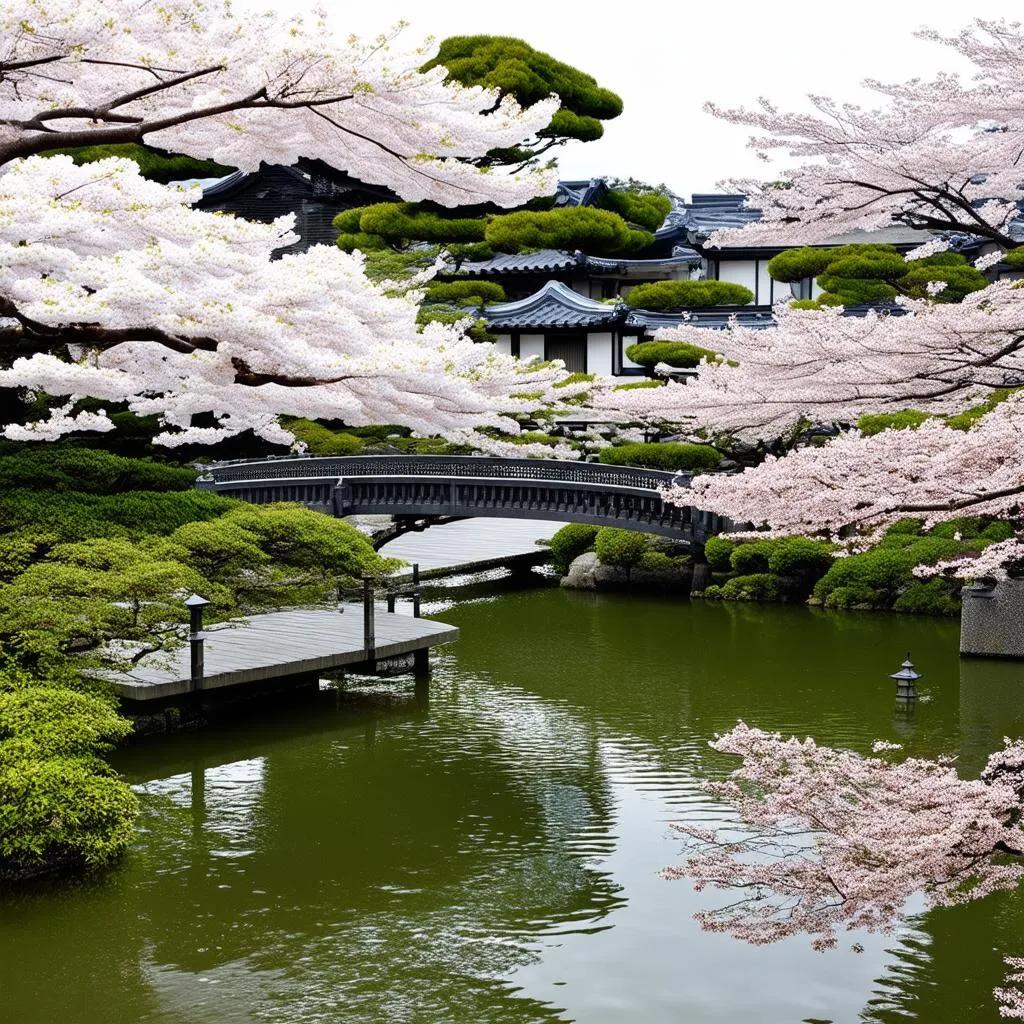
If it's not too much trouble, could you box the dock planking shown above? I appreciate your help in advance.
[105,607,458,702]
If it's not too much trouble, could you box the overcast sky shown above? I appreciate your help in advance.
[271,1,1022,196]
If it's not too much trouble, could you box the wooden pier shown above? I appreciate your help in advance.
[106,607,458,703]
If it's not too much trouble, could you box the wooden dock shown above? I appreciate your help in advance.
[106,607,458,702]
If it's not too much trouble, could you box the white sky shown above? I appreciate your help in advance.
[270,0,1022,196]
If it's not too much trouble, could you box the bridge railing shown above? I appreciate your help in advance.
[200,455,689,494]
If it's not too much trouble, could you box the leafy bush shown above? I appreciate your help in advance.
[424,280,507,305]
[549,523,599,573]
[704,536,736,572]
[730,540,775,575]
[767,537,835,579]
[595,528,649,569]
[720,573,781,601]
[892,579,962,616]
[284,418,365,456]
[624,340,720,369]
[0,446,194,493]
[857,410,934,436]
[637,550,686,572]
[598,189,672,231]
[485,207,652,256]
[625,280,753,311]
[598,442,720,472]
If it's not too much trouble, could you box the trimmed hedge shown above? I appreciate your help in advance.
[595,528,650,569]
[624,340,720,369]
[598,442,721,473]
[548,523,599,573]
[625,280,754,311]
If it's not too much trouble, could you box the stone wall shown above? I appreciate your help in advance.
[960,579,1024,658]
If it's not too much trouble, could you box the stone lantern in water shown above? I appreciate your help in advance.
[890,654,922,702]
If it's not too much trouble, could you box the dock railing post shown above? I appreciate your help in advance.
[362,576,375,662]
[184,594,210,691]
[412,562,421,618]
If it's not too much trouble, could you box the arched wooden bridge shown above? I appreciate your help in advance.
[196,456,729,547]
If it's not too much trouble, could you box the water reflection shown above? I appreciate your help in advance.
[1,590,1022,1023]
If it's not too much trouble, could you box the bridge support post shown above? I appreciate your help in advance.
[412,563,421,618]
[414,646,430,679]
[690,562,712,595]
[386,593,397,614]
[362,576,375,669]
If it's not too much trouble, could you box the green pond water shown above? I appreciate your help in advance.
[4,581,1024,1023]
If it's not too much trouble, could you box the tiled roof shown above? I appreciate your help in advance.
[452,249,702,278]
[454,250,578,276]
[484,281,624,329]
[625,308,776,331]
[554,179,606,208]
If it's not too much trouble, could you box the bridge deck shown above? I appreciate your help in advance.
[105,608,458,702]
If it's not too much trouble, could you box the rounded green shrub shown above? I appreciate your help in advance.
[704,536,736,572]
[893,579,961,616]
[730,540,775,575]
[485,207,651,256]
[423,280,506,305]
[599,189,672,231]
[636,550,685,572]
[625,280,754,311]
[720,573,781,601]
[624,341,720,369]
[548,523,599,572]
[767,537,835,580]
[598,442,720,473]
[595,528,649,569]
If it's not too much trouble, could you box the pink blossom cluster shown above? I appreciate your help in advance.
[698,20,1024,249]
[666,723,1024,951]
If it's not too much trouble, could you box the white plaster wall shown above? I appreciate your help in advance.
[757,262,773,305]
[493,334,512,357]
[621,339,644,370]
[716,260,757,302]
[519,334,545,362]
[587,332,613,376]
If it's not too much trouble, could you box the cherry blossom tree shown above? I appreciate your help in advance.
[599,19,1024,554]
[0,0,585,448]
[622,20,1024,1018]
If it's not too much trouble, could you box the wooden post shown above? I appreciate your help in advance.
[414,646,430,678]
[412,562,421,618]
[185,594,209,691]
[386,592,396,614]
[362,576,375,662]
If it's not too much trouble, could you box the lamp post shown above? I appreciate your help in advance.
[184,594,210,691]
[890,653,922,702]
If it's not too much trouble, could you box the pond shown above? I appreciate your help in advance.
[3,583,1024,1023]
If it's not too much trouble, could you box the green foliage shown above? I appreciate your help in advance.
[485,207,652,256]
[857,410,934,435]
[598,189,672,232]
[704,536,737,572]
[719,573,781,601]
[598,442,721,473]
[594,527,649,569]
[421,36,622,167]
[283,418,365,456]
[636,550,687,572]
[549,523,599,573]
[423,280,507,305]
[613,379,664,390]
[43,142,234,184]
[624,340,720,369]
[768,243,987,308]
[0,445,194,493]
[892,578,962,616]
[729,540,775,574]
[358,202,488,245]
[625,280,754,311]
[766,537,835,579]
[945,388,1021,430]
[0,659,137,874]
[812,526,986,611]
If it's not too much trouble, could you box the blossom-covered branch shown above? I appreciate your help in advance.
[668,724,1024,950]
[701,20,1024,249]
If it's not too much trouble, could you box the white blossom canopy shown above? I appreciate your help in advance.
[0,0,583,447]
